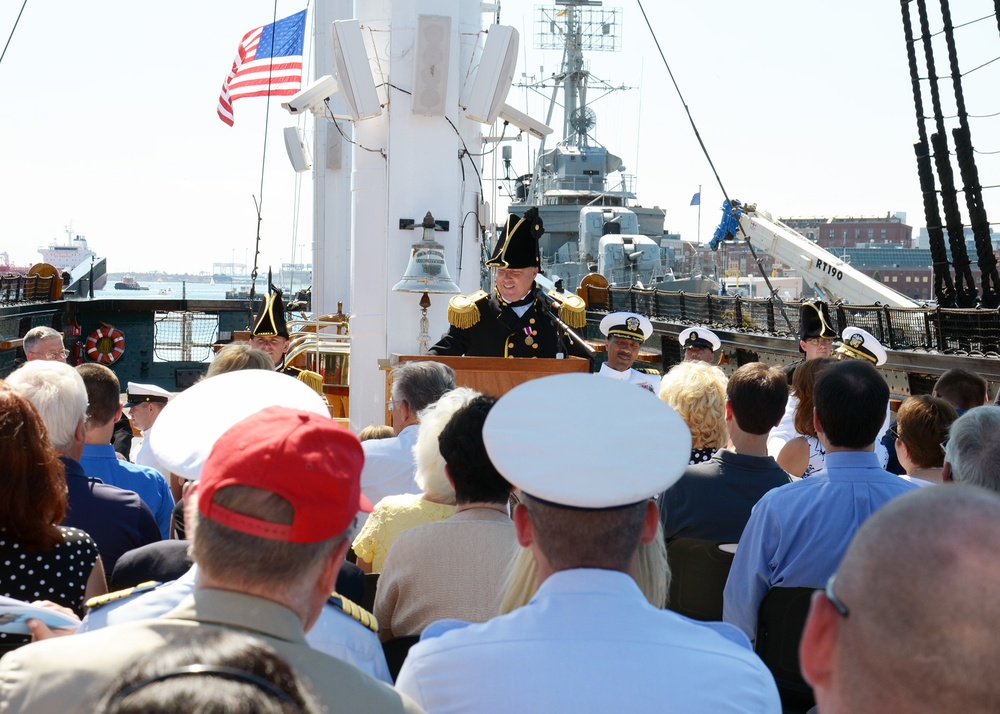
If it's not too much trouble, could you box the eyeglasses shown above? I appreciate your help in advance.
[804,337,834,346]
[35,349,70,360]
[824,574,850,618]
[889,424,899,440]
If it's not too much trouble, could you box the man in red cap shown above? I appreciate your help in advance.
[0,407,423,714]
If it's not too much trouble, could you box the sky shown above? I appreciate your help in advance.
[2,1,999,273]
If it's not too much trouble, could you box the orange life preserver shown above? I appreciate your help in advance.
[86,325,125,364]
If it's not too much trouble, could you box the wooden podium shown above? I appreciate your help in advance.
[383,355,591,424]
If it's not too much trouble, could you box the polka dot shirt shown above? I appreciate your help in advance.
[0,526,99,649]
[689,447,715,465]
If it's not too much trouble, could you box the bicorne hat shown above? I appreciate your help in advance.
[486,207,543,270]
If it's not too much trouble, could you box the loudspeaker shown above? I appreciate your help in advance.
[325,123,342,170]
[464,24,519,124]
[283,126,312,173]
[411,15,452,116]
[330,20,382,121]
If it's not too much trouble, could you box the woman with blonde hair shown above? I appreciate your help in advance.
[658,361,728,464]
[499,519,669,614]
[777,357,834,478]
[352,387,480,573]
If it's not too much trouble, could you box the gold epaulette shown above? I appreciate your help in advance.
[555,293,587,329]
[638,367,661,375]
[296,369,324,395]
[447,290,489,329]
[327,592,379,633]
[86,581,160,611]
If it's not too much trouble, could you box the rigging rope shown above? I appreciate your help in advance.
[247,0,283,310]
[0,0,28,68]
[634,0,793,331]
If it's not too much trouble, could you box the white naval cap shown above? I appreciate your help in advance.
[835,326,887,367]
[483,373,691,508]
[148,369,330,481]
[678,327,721,351]
[124,382,173,407]
[599,312,653,342]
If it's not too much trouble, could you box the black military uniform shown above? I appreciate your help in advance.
[783,301,837,382]
[429,208,585,358]
[252,285,324,393]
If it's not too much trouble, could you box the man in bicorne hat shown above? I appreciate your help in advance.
[678,326,721,364]
[427,208,584,358]
[768,300,839,457]
[250,284,324,395]
[783,300,838,382]
[597,312,660,393]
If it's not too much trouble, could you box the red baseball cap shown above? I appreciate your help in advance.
[198,406,372,543]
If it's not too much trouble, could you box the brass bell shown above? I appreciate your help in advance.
[391,212,461,294]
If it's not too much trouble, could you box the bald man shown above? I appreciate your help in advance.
[800,485,1000,714]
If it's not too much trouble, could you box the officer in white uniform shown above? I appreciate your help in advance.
[76,370,390,683]
[125,381,173,475]
[395,374,781,713]
[597,312,660,393]
[678,326,722,363]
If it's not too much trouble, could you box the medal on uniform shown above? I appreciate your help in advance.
[524,327,534,346]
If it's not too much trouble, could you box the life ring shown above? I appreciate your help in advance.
[86,325,125,364]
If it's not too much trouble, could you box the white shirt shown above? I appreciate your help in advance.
[76,565,391,683]
[596,363,661,394]
[396,568,780,713]
[359,424,420,505]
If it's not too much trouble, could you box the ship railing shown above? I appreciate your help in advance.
[287,319,352,388]
[580,284,1000,357]
[0,273,59,305]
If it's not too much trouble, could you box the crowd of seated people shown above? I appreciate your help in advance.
[3,327,1000,714]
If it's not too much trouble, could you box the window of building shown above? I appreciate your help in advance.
[922,276,928,282]
[892,276,898,282]
[855,229,861,239]
[880,229,887,239]
[883,276,890,282]
[905,276,912,282]
[829,229,835,239]
[868,229,874,240]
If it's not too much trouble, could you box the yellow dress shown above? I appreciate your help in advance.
[352,493,455,572]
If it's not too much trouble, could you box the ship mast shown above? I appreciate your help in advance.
[559,2,587,147]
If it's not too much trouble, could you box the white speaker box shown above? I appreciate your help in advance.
[411,15,452,116]
[330,20,382,121]
[464,24,519,124]
[325,123,342,170]
[283,126,312,173]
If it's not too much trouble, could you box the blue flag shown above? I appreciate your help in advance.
[690,192,701,207]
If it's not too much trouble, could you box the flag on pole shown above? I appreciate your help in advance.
[690,191,701,206]
[217,10,307,126]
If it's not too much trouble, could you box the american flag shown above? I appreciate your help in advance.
[217,10,307,126]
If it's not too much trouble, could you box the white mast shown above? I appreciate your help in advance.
[312,0,491,430]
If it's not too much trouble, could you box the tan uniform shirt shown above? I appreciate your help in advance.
[0,588,424,714]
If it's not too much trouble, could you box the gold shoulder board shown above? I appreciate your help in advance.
[327,592,379,633]
[556,293,587,329]
[296,369,324,395]
[447,290,489,330]
[86,580,160,611]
